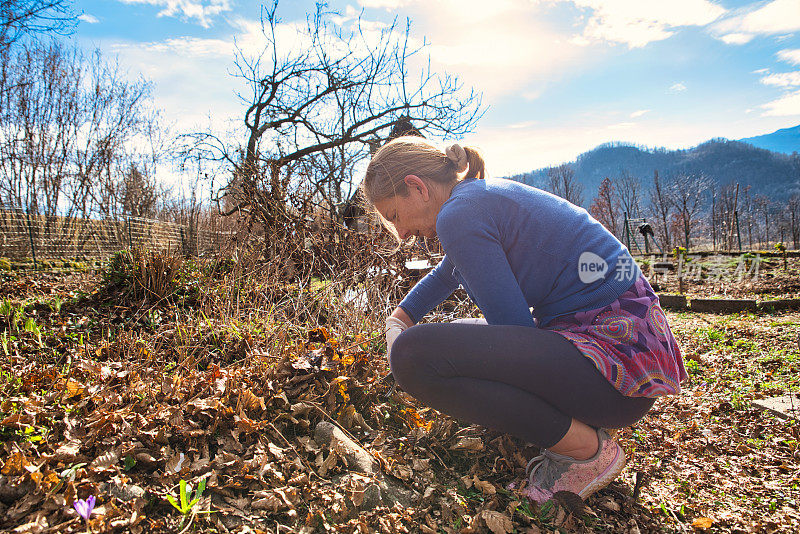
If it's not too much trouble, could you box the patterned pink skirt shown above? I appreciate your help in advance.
[544,275,687,397]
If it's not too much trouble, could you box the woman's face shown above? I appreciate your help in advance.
[373,176,439,240]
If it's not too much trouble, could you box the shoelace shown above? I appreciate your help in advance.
[525,450,566,486]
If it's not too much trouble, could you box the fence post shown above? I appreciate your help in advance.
[25,208,38,270]
[734,210,742,252]
[127,216,133,248]
[623,212,630,251]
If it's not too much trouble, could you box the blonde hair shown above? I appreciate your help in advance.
[361,136,486,204]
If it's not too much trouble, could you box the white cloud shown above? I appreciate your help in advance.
[560,0,726,48]
[509,120,538,129]
[761,89,800,116]
[352,0,586,98]
[714,0,800,44]
[134,36,232,57]
[760,71,800,88]
[78,14,100,24]
[358,0,415,8]
[630,109,650,118]
[778,49,800,66]
[110,38,239,130]
[118,0,233,28]
[668,82,687,93]
[102,15,367,132]
[738,0,800,34]
[720,32,753,45]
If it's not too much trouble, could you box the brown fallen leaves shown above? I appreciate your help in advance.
[1,269,799,533]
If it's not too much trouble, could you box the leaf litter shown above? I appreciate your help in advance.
[0,267,798,533]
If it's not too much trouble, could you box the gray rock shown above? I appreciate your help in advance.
[109,483,146,502]
[314,421,379,475]
[314,422,417,511]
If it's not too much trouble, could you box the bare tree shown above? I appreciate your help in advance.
[671,173,708,250]
[546,164,584,206]
[0,0,74,49]
[738,185,754,250]
[121,164,158,218]
[0,41,160,219]
[754,195,773,248]
[617,170,642,220]
[589,177,620,236]
[787,194,800,250]
[647,170,673,252]
[187,1,484,233]
[714,183,739,251]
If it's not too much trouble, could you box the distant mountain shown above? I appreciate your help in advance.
[508,139,800,205]
[739,124,800,154]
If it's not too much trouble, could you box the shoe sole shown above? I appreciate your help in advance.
[577,443,626,500]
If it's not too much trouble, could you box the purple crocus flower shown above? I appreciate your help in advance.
[73,495,95,522]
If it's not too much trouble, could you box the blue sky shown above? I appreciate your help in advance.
[70,0,800,176]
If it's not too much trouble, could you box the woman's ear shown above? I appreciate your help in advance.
[403,175,430,201]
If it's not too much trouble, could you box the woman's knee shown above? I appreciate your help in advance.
[388,325,431,389]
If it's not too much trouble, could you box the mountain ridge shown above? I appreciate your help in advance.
[508,136,800,205]
[739,124,800,154]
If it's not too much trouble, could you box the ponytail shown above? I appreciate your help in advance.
[363,137,487,205]
[462,146,485,180]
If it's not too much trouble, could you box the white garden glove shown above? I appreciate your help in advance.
[385,316,409,360]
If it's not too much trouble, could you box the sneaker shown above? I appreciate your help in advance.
[522,429,626,504]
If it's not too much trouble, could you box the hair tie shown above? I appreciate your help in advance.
[445,144,468,173]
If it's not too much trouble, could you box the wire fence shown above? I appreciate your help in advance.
[0,207,227,265]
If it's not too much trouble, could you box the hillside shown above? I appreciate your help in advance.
[509,139,800,205]
[739,124,800,154]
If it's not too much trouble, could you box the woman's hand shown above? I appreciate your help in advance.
[385,308,412,360]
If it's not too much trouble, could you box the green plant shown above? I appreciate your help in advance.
[703,328,725,342]
[48,296,63,314]
[0,299,24,331]
[514,499,536,519]
[686,359,704,376]
[23,317,43,347]
[775,242,788,269]
[167,478,207,523]
[123,455,136,471]
[1,331,10,356]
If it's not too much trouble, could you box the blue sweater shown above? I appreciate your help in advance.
[398,178,642,327]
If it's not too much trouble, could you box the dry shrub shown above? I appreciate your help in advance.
[194,216,428,340]
[104,246,184,302]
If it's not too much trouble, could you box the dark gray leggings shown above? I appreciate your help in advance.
[390,322,655,448]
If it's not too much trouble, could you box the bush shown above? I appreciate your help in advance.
[104,247,184,302]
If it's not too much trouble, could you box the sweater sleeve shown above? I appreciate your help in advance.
[436,198,537,328]
[397,255,460,324]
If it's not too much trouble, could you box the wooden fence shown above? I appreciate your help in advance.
[0,208,226,262]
